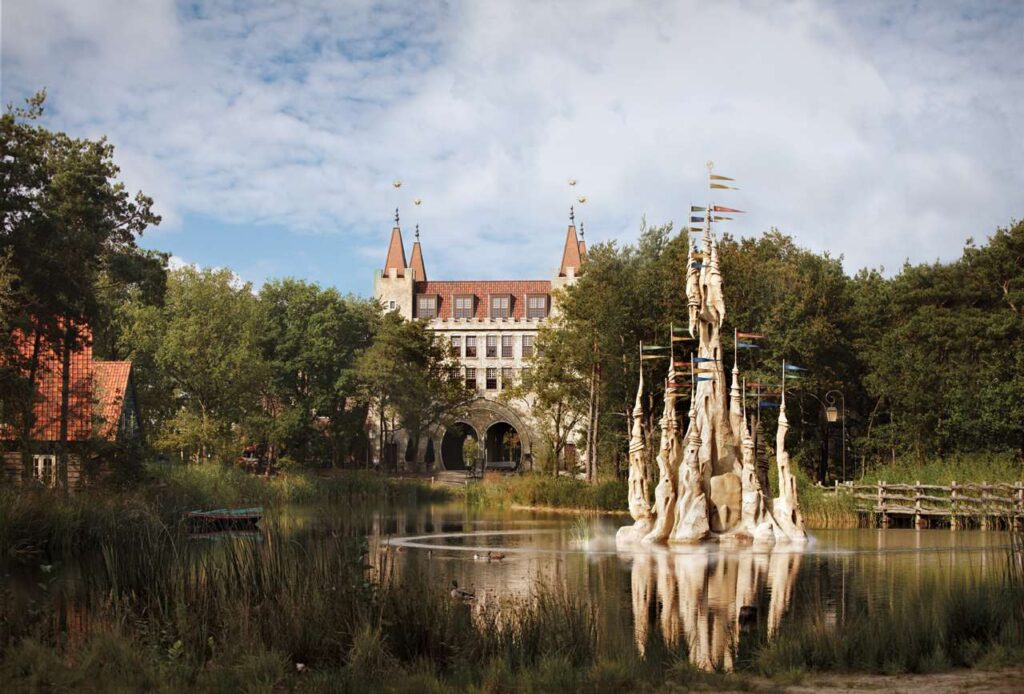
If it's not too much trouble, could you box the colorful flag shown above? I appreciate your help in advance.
[785,364,809,372]
[640,354,667,360]
[694,357,718,363]
[690,216,704,223]
[671,335,694,342]
[713,216,733,221]
[690,205,707,212]
[709,174,735,181]
[668,382,691,388]
[736,343,760,349]
[642,345,668,351]
[710,183,739,190]
[696,376,714,382]
[737,332,764,339]
[688,226,704,232]
[673,360,693,367]
[713,206,745,213]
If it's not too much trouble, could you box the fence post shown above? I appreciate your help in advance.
[981,481,990,530]
[1014,482,1023,531]
[914,480,925,529]
[879,480,889,528]
[950,480,959,531]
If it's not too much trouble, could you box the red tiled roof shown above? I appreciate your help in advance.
[409,241,426,281]
[94,361,132,440]
[383,227,407,276]
[415,280,552,319]
[559,224,582,277]
[3,327,131,443]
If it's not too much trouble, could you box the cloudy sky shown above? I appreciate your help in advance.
[3,0,1022,294]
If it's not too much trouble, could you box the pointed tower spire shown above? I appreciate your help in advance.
[558,208,583,278]
[383,210,407,277]
[409,224,427,282]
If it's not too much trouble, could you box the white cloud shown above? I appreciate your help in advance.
[3,0,1022,288]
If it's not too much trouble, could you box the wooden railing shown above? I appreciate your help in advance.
[829,480,1024,529]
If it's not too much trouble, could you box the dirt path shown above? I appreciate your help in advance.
[771,667,1024,693]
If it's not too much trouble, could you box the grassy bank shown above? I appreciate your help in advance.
[463,474,628,513]
[0,464,450,557]
[859,453,1024,486]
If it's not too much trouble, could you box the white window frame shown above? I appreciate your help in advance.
[32,454,56,487]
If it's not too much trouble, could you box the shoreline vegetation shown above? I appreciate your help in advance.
[2,500,1022,691]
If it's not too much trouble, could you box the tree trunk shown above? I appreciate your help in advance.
[591,362,601,483]
[19,330,42,482]
[586,362,597,482]
[57,320,74,494]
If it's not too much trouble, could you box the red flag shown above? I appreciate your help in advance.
[713,205,746,213]
[737,332,765,339]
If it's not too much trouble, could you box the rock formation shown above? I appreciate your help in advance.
[618,200,807,548]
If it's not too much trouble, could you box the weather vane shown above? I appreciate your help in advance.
[579,221,585,239]
[394,207,399,226]
[569,205,575,224]
[415,223,420,241]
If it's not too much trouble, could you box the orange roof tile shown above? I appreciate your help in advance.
[94,361,132,440]
[415,280,551,319]
[383,227,407,276]
[559,224,583,277]
[409,241,427,281]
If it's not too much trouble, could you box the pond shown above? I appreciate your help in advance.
[3,500,1016,673]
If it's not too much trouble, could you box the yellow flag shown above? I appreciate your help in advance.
[709,174,735,181]
[710,183,739,190]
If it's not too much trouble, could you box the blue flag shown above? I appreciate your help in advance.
[694,357,718,363]
[736,343,760,349]
[690,216,704,223]
[785,364,809,372]
[696,376,714,382]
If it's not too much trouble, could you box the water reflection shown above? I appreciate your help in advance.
[625,547,800,670]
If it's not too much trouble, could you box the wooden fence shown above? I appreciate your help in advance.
[829,480,1024,529]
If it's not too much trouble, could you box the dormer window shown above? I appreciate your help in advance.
[454,295,475,319]
[526,294,548,319]
[490,295,511,318]
[417,294,438,319]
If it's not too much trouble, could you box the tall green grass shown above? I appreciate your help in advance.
[0,465,450,558]
[464,474,628,513]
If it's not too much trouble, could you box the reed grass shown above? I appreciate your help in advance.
[464,474,627,513]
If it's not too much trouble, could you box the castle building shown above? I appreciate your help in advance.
[371,212,585,471]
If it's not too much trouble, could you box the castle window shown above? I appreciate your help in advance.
[526,294,548,319]
[417,295,437,318]
[522,335,534,357]
[465,367,477,390]
[501,367,514,389]
[388,300,396,311]
[486,368,498,390]
[490,295,511,318]
[450,335,461,357]
[486,335,498,358]
[449,367,460,383]
[465,335,477,358]
[501,334,513,358]
[32,454,56,487]
[454,295,475,319]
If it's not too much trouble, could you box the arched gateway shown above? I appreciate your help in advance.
[435,397,532,472]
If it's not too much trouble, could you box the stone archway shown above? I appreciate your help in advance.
[440,421,478,471]
[485,421,522,468]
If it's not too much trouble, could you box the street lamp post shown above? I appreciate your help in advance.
[824,390,846,481]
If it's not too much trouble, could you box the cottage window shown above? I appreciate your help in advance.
[486,368,498,390]
[454,295,475,319]
[522,334,535,358]
[486,334,498,358]
[417,295,437,318]
[501,334,513,358]
[32,454,56,487]
[450,335,462,357]
[526,295,548,319]
[465,335,477,358]
[465,367,477,390]
[490,295,511,318]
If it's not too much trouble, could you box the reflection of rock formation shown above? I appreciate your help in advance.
[618,201,806,547]
[627,547,803,671]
